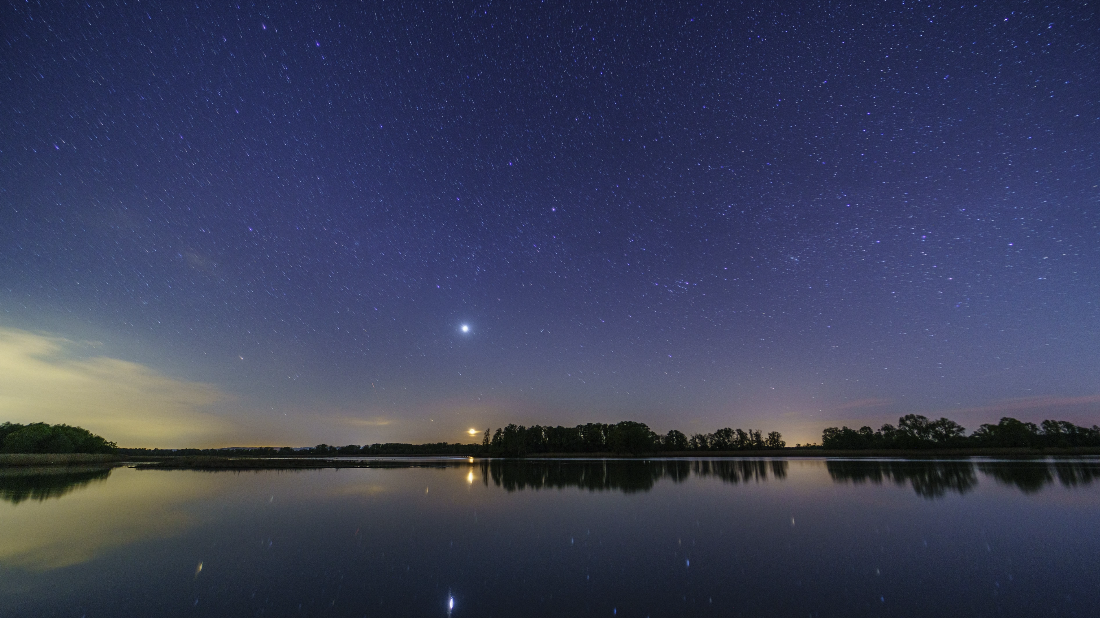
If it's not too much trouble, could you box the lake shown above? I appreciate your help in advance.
[1,458,1098,617]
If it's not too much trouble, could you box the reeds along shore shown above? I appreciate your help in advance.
[0,453,121,466]
[5,448,1100,472]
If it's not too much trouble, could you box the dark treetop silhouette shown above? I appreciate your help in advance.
[821,415,1100,450]
[0,422,117,455]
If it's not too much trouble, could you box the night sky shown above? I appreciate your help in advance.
[2,1,1098,447]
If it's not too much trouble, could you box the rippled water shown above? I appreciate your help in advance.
[1,458,1098,617]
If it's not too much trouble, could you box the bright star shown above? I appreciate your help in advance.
[460,324,470,333]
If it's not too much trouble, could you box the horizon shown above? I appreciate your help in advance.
[7,413,1098,453]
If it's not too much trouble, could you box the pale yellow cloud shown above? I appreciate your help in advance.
[341,416,395,427]
[0,326,232,446]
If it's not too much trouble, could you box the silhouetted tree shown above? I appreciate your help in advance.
[709,427,735,451]
[1039,420,1100,448]
[0,422,117,454]
[607,421,658,455]
[896,414,935,448]
[689,433,708,451]
[663,429,689,451]
[579,423,610,452]
[971,417,1040,448]
[928,418,967,447]
[822,426,876,449]
[822,414,1099,451]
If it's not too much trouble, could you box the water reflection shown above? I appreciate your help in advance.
[1054,461,1100,487]
[0,466,113,505]
[692,458,788,483]
[3,458,1100,617]
[976,460,1099,494]
[143,457,1099,498]
[0,468,224,570]
[828,459,1100,498]
[485,459,661,492]
[977,462,1056,494]
[481,458,788,493]
[827,460,979,499]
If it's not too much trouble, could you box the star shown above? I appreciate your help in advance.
[3,0,1092,449]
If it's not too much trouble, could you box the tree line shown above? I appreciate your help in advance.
[821,415,1100,450]
[482,420,785,456]
[116,421,786,458]
[118,443,482,457]
[14,414,1092,458]
[0,422,117,454]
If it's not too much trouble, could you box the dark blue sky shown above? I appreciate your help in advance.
[2,1,1098,446]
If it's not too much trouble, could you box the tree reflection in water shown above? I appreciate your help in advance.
[478,458,1098,497]
[976,461,1100,494]
[977,462,1053,493]
[0,466,113,505]
[827,459,1100,498]
[691,459,787,483]
[485,459,663,493]
[1053,461,1100,487]
[826,460,979,498]
[482,458,789,493]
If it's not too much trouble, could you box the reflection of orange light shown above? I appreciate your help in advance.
[467,471,475,484]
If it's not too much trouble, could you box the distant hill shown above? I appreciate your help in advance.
[0,422,117,454]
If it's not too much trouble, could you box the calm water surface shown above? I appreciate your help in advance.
[1,458,1098,617]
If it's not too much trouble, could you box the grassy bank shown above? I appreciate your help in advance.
[8,448,1100,470]
[129,456,465,470]
[121,447,1100,470]
[0,453,122,467]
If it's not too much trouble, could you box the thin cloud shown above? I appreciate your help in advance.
[0,326,233,446]
[828,398,893,413]
[342,416,395,427]
[936,395,1100,419]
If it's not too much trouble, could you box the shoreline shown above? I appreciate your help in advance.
[3,447,1099,470]
[0,454,122,467]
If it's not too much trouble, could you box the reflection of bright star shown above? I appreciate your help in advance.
[460,324,469,333]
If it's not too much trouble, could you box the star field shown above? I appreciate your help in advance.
[1,1,1098,446]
